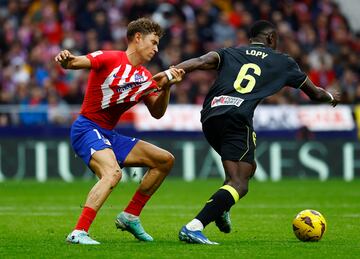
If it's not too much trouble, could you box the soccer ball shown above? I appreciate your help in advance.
[292,209,327,242]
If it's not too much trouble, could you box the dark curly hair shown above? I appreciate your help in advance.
[249,20,275,38]
[127,18,164,41]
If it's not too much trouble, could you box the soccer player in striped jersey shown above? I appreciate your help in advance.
[55,18,184,245]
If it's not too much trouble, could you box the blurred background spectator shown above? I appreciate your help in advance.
[0,0,359,126]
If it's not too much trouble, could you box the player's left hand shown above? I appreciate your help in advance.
[329,91,340,107]
[153,67,185,91]
[54,49,76,69]
[168,67,185,84]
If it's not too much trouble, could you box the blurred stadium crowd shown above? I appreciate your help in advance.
[0,0,359,126]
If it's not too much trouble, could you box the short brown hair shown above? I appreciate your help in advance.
[127,18,164,41]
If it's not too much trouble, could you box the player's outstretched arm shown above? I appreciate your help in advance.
[54,50,91,69]
[301,78,340,107]
[174,51,220,73]
[150,51,219,90]
[145,68,185,119]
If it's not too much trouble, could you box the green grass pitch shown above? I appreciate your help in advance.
[0,179,359,258]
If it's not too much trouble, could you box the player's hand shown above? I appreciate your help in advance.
[54,50,76,69]
[168,67,185,84]
[151,72,167,89]
[328,91,340,107]
[152,67,185,91]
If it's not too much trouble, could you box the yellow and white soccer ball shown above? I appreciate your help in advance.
[292,209,327,242]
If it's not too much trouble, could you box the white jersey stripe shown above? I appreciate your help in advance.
[117,64,132,86]
[101,65,121,109]
[116,81,153,104]
[130,81,153,102]
[115,64,133,103]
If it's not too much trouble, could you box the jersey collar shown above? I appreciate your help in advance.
[250,42,266,47]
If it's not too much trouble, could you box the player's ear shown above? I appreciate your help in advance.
[268,31,277,49]
[134,32,142,43]
[266,32,273,45]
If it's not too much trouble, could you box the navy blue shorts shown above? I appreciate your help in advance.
[70,115,139,167]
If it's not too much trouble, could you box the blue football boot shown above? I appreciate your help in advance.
[178,226,218,245]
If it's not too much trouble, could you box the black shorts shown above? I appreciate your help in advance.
[202,115,256,163]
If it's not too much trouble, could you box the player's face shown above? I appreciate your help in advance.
[137,33,159,62]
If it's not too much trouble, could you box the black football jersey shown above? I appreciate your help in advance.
[200,43,307,126]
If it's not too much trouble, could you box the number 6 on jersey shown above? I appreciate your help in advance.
[233,63,261,94]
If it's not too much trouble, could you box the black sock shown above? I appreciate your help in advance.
[195,185,239,227]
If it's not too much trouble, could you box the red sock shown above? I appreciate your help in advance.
[74,206,97,232]
[124,191,151,216]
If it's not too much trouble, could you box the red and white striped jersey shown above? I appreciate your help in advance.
[80,50,158,130]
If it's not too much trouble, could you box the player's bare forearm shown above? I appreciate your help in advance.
[65,56,91,69]
[312,87,338,105]
[174,51,220,73]
[54,50,91,69]
[155,88,171,118]
[144,88,171,119]
[146,67,184,118]
[301,78,340,107]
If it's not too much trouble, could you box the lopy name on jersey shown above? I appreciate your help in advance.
[246,50,268,59]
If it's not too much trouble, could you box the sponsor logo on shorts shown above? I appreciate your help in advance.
[103,138,111,146]
[211,95,244,108]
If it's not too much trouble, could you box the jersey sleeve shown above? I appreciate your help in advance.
[285,56,307,88]
[215,48,226,70]
[86,50,115,70]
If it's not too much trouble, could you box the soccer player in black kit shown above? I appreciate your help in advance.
[171,20,340,244]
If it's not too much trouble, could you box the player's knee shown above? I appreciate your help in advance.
[109,171,122,188]
[251,161,257,178]
[112,169,122,184]
[166,152,175,169]
[158,151,175,172]
[102,167,122,187]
